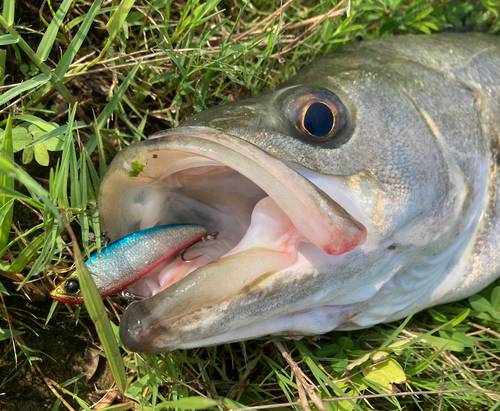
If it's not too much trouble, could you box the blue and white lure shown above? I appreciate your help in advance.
[51,224,215,304]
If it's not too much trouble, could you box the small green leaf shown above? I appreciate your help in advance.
[0,126,30,152]
[347,350,389,372]
[332,350,349,373]
[339,336,354,350]
[469,294,493,312]
[316,343,341,357]
[347,352,371,371]
[449,331,475,348]
[22,145,34,164]
[428,308,447,323]
[362,357,406,392]
[34,142,50,166]
[26,121,87,149]
[13,115,57,132]
[128,161,145,177]
[491,286,500,311]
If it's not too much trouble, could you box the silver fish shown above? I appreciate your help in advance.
[98,33,500,353]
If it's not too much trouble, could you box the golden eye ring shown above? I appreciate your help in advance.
[281,88,348,144]
[297,100,336,140]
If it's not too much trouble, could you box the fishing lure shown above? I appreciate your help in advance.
[50,224,211,304]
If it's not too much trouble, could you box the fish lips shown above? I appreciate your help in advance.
[99,126,366,352]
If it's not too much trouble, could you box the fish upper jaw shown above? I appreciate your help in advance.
[100,126,367,256]
[99,126,368,352]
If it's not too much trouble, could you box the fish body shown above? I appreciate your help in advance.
[50,224,208,304]
[96,33,500,353]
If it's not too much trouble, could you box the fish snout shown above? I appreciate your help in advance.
[119,301,173,354]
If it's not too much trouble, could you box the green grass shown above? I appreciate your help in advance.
[1,0,500,410]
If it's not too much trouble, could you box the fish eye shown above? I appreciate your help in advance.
[303,102,335,137]
[65,279,80,294]
[280,87,348,144]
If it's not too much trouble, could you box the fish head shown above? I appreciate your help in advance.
[99,36,481,353]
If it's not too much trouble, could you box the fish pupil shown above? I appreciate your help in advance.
[65,279,80,294]
[303,102,334,137]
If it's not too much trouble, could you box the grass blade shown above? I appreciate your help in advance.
[89,0,135,67]
[91,404,135,411]
[96,62,141,129]
[60,212,127,393]
[25,121,88,147]
[4,233,45,276]
[155,397,218,410]
[36,0,73,62]
[94,122,107,179]
[0,154,61,222]
[0,34,17,45]
[106,0,135,39]
[0,115,14,251]
[0,48,6,87]
[0,15,90,124]
[54,104,78,208]
[2,0,15,25]
[54,0,104,78]
[0,74,50,107]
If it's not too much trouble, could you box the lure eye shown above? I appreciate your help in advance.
[65,279,80,294]
[281,88,348,144]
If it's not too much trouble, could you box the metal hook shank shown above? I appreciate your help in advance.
[180,232,219,262]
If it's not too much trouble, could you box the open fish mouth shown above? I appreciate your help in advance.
[99,126,366,353]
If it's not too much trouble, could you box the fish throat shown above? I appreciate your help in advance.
[124,164,296,298]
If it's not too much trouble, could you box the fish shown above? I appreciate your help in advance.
[95,33,500,354]
[50,224,210,304]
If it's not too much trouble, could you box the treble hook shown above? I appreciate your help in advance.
[180,231,219,263]
[119,289,147,300]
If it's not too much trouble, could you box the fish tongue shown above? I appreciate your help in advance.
[167,247,296,316]
[225,196,307,256]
